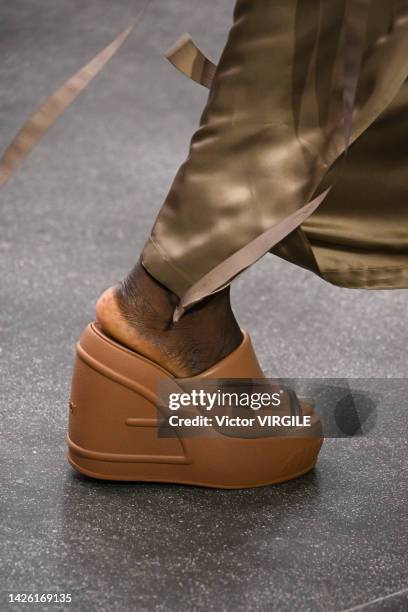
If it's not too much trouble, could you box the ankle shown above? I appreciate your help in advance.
[96,262,243,376]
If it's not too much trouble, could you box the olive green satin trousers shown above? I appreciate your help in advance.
[142,0,408,309]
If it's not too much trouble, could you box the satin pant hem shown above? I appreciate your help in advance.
[143,234,408,296]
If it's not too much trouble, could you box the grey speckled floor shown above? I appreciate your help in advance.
[1,1,407,611]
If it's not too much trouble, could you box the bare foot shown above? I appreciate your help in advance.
[96,262,243,377]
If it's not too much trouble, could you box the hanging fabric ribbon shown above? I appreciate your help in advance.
[0,3,150,189]
[166,34,217,89]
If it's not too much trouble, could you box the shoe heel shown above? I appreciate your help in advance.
[67,326,189,481]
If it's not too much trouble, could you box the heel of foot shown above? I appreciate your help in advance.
[95,287,130,345]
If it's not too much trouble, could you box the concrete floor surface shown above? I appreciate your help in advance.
[1,1,407,610]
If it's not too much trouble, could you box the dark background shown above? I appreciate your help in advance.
[1,1,407,610]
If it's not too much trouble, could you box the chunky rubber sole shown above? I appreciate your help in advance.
[67,323,323,489]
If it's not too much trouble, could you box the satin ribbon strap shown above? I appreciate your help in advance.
[173,188,331,321]
[166,34,216,89]
[0,10,148,189]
